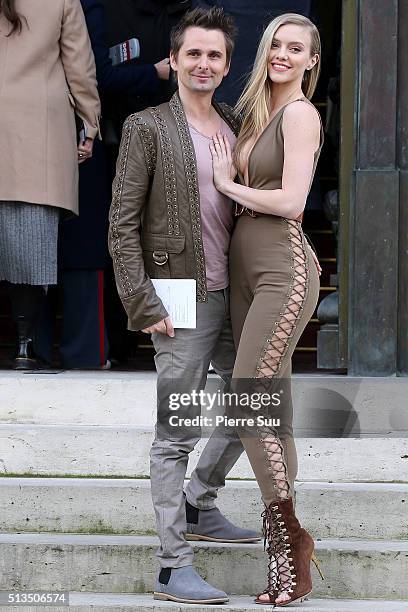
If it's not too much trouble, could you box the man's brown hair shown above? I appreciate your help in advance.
[170,7,237,64]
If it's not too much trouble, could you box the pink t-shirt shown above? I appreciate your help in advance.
[189,120,236,291]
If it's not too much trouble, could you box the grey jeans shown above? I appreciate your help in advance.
[150,289,244,568]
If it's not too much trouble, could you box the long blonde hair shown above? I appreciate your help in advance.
[234,13,321,166]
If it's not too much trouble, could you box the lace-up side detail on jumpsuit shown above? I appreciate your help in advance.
[254,218,309,501]
[229,99,323,604]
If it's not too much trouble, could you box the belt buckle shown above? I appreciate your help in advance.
[234,203,257,218]
[234,203,245,217]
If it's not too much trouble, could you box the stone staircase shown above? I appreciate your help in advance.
[0,371,407,611]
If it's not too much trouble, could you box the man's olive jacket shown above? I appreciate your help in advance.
[108,91,240,331]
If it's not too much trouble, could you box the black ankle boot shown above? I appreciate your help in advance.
[12,317,39,370]
[9,283,45,370]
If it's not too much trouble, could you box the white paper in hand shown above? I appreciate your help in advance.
[151,279,196,328]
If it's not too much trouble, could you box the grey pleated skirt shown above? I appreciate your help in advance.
[0,201,59,285]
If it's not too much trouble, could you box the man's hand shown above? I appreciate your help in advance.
[78,137,94,164]
[154,57,170,81]
[142,316,175,337]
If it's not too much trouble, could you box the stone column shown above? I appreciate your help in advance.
[397,0,408,375]
[347,0,400,375]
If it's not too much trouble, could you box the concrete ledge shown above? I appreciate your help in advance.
[1,593,407,612]
[0,424,407,481]
[62,594,408,611]
[0,371,156,427]
[0,478,406,540]
[0,534,407,599]
[1,372,408,436]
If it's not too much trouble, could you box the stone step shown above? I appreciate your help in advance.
[1,593,406,612]
[0,478,407,540]
[1,371,407,436]
[0,533,407,600]
[1,423,407,481]
[0,371,157,427]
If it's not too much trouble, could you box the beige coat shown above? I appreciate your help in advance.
[0,0,100,214]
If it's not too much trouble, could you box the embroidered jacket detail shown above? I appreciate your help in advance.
[134,115,157,176]
[110,114,141,297]
[148,106,180,236]
[170,93,207,302]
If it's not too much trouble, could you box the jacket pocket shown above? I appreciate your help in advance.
[142,232,186,278]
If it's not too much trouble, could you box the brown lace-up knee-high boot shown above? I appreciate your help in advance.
[256,497,324,606]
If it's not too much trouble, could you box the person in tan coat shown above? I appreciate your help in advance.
[0,0,100,369]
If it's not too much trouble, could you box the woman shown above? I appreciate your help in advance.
[0,0,100,369]
[210,13,324,607]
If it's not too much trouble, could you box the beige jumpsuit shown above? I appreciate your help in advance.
[230,99,323,505]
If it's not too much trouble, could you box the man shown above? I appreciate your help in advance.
[193,0,313,104]
[56,0,165,369]
[103,0,190,127]
[36,0,172,369]
[109,7,259,604]
[103,0,183,364]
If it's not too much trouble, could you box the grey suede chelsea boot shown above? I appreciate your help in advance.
[153,566,229,604]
